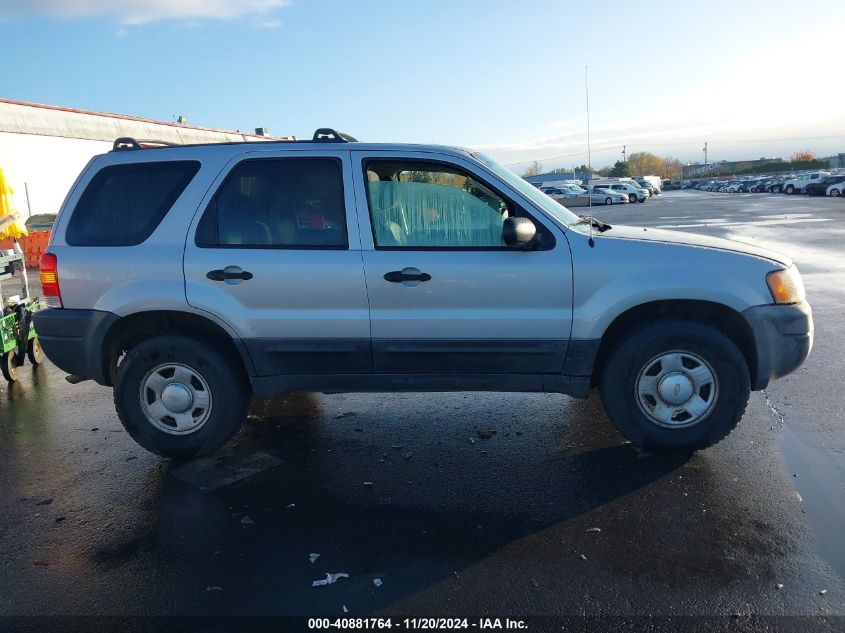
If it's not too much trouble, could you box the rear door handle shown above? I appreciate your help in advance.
[384,270,431,283]
[207,268,253,282]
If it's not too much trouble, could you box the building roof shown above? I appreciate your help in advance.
[524,171,595,183]
[0,97,282,145]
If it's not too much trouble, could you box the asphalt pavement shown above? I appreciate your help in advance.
[1,190,843,631]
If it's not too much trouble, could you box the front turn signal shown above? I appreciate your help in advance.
[766,266,805,305]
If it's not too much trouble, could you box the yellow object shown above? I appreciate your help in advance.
[0,166,29,239]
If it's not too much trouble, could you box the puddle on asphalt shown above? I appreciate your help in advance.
[248,392,323,419]
[780,425,845,581]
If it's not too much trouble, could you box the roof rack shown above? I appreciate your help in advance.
[312,128,358,143]
[113,137,180,151]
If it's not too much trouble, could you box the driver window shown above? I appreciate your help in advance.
[364,160,509,248]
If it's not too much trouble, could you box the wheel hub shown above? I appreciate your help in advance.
[139,363,212,435]
[657,372,694,405]
[635,351,718,429]
[161,383,193,414]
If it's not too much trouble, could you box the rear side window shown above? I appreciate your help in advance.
[66,161,199,246]
[195,158,347,249]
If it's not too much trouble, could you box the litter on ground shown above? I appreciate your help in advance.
[312,573,349,587]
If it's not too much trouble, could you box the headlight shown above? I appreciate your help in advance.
[766,266,806,304]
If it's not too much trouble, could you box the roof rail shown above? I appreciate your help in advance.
[312,128,358,143]
[112,137,180,151]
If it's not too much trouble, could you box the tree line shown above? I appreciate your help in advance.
[521,152,683,180]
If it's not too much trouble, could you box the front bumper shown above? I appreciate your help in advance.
[742,301,813,390]
[32,308,119,386]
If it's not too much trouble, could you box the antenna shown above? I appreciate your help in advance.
[586,65,594,247]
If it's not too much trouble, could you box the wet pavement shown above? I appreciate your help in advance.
[0,190,843,630]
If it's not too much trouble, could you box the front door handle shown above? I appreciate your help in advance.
[384,270,431,283]
[207,268,254,282]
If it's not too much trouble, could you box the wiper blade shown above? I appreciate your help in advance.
[576,214,612,232]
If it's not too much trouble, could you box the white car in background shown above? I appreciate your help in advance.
[590,187,630,205]
[783,171,830,195]
[604,182,650,203]
[543,185,626,207]
[828,182,845,197]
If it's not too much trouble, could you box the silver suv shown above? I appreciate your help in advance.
[34,130,813,459]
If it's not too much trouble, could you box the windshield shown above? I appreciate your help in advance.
[471,152,580,226]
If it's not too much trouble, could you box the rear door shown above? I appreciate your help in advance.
[183,149,372,376]
[351,150,573,375]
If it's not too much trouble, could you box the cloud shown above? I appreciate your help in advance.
[0,0,293,25]
[252,18,283,28]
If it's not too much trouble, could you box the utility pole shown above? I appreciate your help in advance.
[703,141,708,172]
[621,145,626,163]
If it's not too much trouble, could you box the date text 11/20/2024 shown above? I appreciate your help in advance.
[307,618,528,630]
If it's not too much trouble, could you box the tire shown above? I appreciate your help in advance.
[599,320,750,452]
[605,197,612,205]
[1,351,20,382]
[628,193,636,203]
[638,196,645,203]
[785,185,794,194]
[27,337,44,365]
[831,188,841,197]
[113,335,249,460]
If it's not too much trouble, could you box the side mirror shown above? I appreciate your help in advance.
[502,217,536,247]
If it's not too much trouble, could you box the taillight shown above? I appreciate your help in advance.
[39,252,63,308]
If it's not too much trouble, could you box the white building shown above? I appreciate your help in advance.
[0,98,278,218]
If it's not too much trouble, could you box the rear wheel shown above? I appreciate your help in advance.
[785,185,795,194]
[831,188,841,197]
[628,193,637,203]
[599,320,750,452]
[114,335,249,459]
[27,337,44,365]
[605,197,612,205]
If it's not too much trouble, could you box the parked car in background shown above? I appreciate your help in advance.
[635,179,658,195]
[804,175,845,196]
[636,176,662,194]
[827,182,845,197]
[752,178,777,192]
[766,178,786,193]
[736,180,760,193]
[783,171,830,194]
[592,181,650,203]
[589,187,630,205]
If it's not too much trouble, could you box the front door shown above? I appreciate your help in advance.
[183,149,371,376]
[351,150,573,375]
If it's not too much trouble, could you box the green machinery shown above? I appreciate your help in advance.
[0,251,43,381]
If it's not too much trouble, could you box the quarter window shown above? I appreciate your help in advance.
[67,161,199,246]
[196,158,347,248]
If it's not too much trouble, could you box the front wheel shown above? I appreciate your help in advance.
[599,320,750,452]
[114,335,249,459]
[638,196,646,203]
[831,188,841,197]
[628,193,637,203]
[785,185,795,194]
[605,197,612,205]
[1,351,20,382]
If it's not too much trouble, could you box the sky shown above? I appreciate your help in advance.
[2,0,845,171]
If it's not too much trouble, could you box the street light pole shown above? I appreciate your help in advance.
[703,141,708,173]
